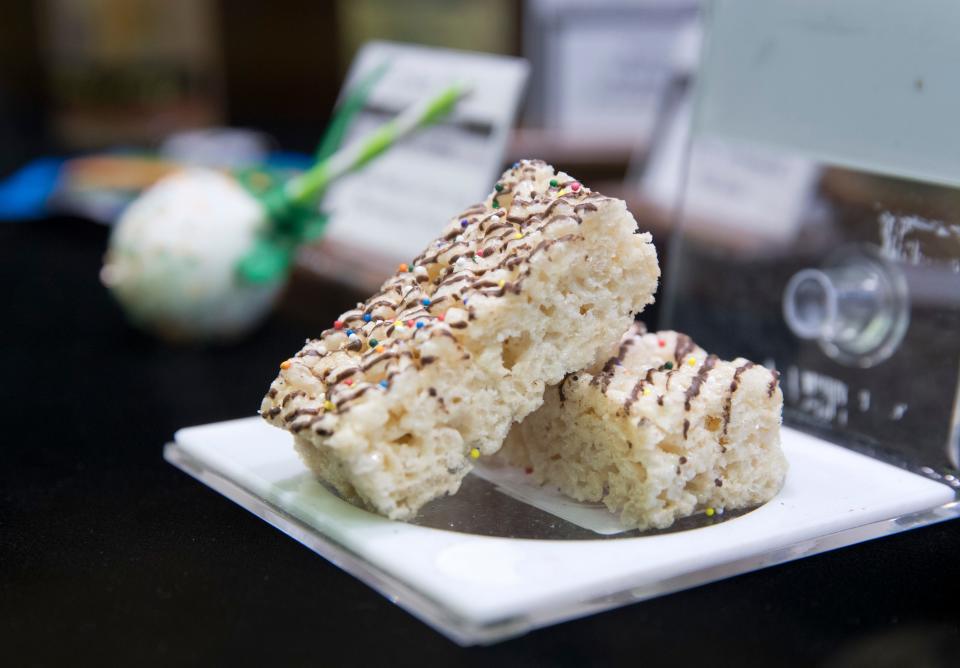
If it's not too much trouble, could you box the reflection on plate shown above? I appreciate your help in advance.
[408,466,755,540]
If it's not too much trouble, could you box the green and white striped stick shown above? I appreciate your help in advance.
[285,81,469,205]
[238,81,468,284]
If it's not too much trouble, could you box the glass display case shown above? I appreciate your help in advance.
[665,0,960,479]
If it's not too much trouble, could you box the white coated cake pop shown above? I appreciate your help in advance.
[101,168,283,341]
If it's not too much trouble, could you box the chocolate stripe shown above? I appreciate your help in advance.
[722,362,755,435]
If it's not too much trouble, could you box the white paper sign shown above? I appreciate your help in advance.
[321,41,529,265]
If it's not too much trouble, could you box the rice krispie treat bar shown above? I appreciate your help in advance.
[261,160,660,519]
[501,325,787,530]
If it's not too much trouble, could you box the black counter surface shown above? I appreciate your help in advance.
[3,218,959,667]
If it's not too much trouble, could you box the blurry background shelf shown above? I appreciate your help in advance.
[506,127,646,176]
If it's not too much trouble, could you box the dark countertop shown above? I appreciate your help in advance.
[3,218,959,667]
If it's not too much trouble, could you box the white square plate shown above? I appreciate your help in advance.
[165,417,958,645]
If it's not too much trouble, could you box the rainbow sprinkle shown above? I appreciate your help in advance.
[705,507,716,517]
[279,360,292,370]
[379,380,389,389]
[469,447,480,459]
[369,338,379,348]
[687,357,697,367]
[398,263,409,272]
[460,218,469,228]
[333,320,344,330]
[421,297,432,306]
[549,179,558,188]
[363,313,372,322]
[415,321,425,329]
[323,400,335,411]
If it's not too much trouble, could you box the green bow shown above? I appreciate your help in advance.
[236,63,389,284]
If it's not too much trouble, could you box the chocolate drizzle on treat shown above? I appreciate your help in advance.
[664,369,677,392]
[617,333,638,361]
[722,361,755,436]
[281,390,305,407]
[592,356,619,393]
[684,355,717,411]
[263,159,614,420]
[328,367,359,384]
[595,331,641,396]
[624,367,656,413]
[674,334,696,365]
[768,370,781,397]
[284,407,320,423]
